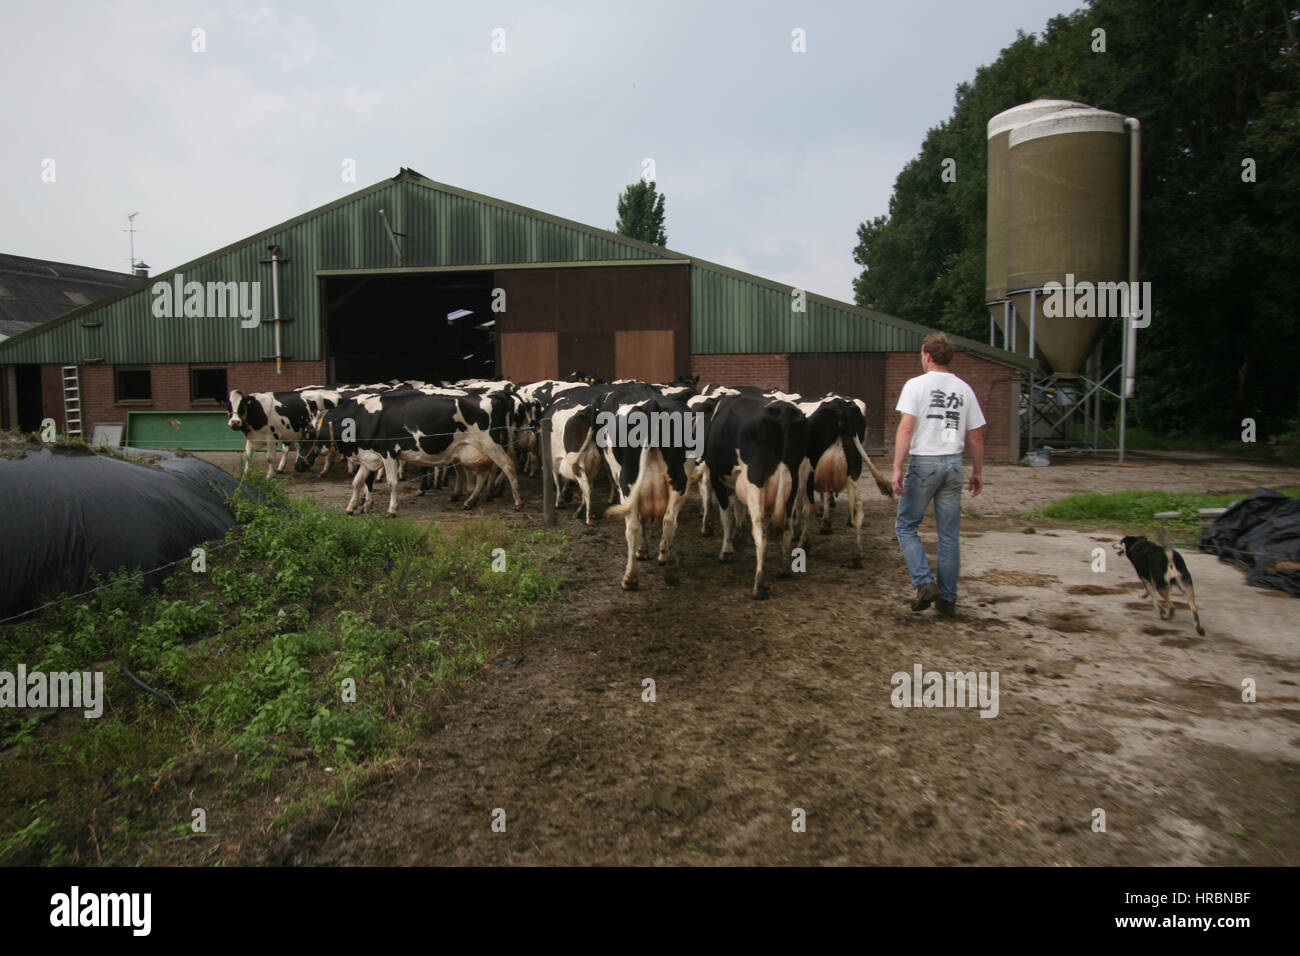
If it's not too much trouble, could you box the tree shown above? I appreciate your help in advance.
[852,0,1300,440]
[615,180,668,246]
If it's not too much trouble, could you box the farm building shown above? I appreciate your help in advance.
[0,254,142,436]
[0,168,1033,458]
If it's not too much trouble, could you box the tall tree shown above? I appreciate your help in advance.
[852,0,1299,440]
[615,180,668,246]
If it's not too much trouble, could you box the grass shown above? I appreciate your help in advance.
[0,475,566,865]
[1119,426,1300,461]
[1028,486,1300,546]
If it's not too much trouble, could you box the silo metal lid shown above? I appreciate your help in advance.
[987,99,1086,139]
[1008,106,1128,147]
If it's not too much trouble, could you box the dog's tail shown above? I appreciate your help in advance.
[1156,528,1175,568]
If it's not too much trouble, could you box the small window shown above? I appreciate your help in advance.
[191,367,228,403]
[115,367,152,402]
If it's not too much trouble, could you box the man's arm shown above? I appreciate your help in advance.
[966,425,985,497]
[892,413,916,496]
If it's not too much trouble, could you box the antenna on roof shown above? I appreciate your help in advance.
[121,212,148,274]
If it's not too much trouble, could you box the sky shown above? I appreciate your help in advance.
[0,0,1079,303]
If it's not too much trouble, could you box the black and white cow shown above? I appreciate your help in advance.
[298,388,523,516]
[686,384,772,537]
[791,394,894,567]
[701,393,809,599]
[227,389,314,479]
[544,395,603,525]
[292,387,344,475]
[600,384,693,591]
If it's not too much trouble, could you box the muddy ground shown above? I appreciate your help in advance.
[201,450,1300,865]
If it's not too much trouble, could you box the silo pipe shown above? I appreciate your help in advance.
[1124,117,1141,399]
[1119,117,1140,462]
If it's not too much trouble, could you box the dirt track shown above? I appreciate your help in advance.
[205,451,1300,865]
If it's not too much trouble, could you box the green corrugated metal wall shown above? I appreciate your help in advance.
[0,175,669,365]
[690,262,935,355]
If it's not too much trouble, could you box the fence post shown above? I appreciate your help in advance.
[540,418,555,526]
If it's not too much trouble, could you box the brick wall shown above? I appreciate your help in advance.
[690,353,790,390]
[49,360,327,436]
[884,352,1021,463]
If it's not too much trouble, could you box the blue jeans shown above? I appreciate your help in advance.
[894,454,965,602]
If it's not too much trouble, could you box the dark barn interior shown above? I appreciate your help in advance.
[323,272,497,385]
[13,364,44,432]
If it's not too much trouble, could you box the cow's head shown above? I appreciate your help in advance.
[227,390,248,430]
[294,411,332,472]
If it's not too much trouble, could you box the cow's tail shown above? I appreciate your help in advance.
[855,433,894,497]
[769,461,794,533]
[604,445,647,520]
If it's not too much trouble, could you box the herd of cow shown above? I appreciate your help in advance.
[225,376,895,598]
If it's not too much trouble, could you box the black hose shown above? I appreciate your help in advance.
[120,661,178,709]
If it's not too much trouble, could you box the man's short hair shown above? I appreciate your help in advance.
[922,333,954,366]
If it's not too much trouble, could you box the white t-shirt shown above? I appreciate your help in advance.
[896,370,986,455]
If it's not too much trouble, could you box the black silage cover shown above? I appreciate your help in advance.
[0,449,240,618]
[1200,487,1300,597]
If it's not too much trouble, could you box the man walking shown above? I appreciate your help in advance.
[892,333,985,616]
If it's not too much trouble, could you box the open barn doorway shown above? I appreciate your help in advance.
[323,271,497,385]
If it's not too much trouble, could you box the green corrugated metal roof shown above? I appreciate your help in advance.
[0,169,681,365]
[1,167,1031,370]
[688,259,1035,369]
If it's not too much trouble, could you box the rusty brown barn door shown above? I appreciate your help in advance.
[788,352,886,452]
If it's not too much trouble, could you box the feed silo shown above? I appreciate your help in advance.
[1004,105,1129,377]
[985,99,1083,356]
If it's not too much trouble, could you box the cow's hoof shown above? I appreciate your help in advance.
[635,548,649,560]
[386,511,397,519]
[777,569,791,579]
[514,500,524,511]
[751,585,770,600]
[701,525,713,537]
[1196,626,1206,636]
[621,577,638,591]
[345,508,356,516]
[719,551,734,563]
[850,556,863,569]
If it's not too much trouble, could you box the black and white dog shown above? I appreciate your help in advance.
[1114,535,1206,636]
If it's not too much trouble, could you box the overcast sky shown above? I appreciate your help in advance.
[1,0,1077,302]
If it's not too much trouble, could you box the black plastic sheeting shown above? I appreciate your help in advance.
[1200,488,1300,597]
[0,449,241,619]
